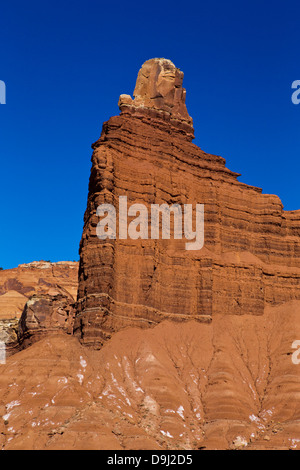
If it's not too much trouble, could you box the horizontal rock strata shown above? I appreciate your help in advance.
[75,58,300,347]
[1,302,300,450]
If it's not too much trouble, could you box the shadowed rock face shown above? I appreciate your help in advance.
[0,262,78,350]
[74,58,300,348]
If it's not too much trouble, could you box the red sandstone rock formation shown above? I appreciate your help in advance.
[1,59,300,451]
[118,58,194,139]
[75,58,300,348]
[0,261,78,350]
[16,288,76,352]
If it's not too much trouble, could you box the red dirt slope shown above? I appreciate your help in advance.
[0,300,299,450]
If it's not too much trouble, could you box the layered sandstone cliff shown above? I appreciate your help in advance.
[74,58,300,348]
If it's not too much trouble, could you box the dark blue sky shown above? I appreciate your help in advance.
[0,0,299,269]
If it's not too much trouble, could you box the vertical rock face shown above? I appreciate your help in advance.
[75,58,300,348]
[0,261,78,351]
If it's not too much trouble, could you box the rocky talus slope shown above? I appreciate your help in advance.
[0,302,299,450]
[0,261,78,320]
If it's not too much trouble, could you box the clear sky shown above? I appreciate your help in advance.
[0,0,299,269]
